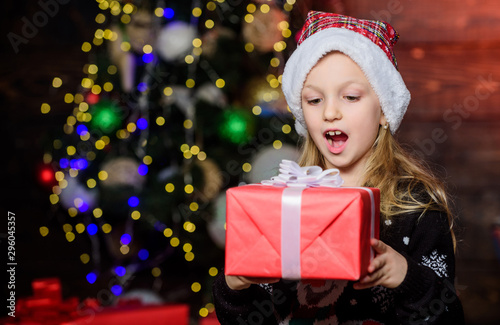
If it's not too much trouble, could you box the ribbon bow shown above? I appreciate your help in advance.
[261,160,343,188]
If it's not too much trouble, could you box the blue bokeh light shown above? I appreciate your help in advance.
[115,266,126,277]
[137,82,148,92]
[138,249,149,260]
[137,118,148,130]
[120,233,131,245]
[128,196,139,207]
[76,124,89,136]
[59,158,69,169]
[86,272,97,284]
[87,223,98,235]
[163,8,174,19]
[111,285,122,296]
[137,164,148,176]
[142,53,154,64]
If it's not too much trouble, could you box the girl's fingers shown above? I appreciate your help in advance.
[371,238,387,254]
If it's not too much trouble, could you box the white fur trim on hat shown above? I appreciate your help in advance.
[282,28,410,136]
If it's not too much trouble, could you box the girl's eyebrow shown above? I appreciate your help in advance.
[303,79,367,91]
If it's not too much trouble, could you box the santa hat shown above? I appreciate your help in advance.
[282,11,411,136]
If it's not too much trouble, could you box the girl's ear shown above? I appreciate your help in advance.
[379,113,387,127]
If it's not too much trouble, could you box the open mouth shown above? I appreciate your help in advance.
[324,130,348,153]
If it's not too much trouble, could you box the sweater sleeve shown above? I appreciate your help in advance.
[212,272,280,325]
[389,210,465,324]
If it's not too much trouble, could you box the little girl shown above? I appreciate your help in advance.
[213,11,465,324]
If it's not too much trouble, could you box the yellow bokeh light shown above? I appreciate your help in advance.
[143,155,152,165]
[184,221,196,233]
[260,4,270,13]
[209,267,218,276]
[199,308,209,317]
[192,38,202,47]
[170,237,180,247]
[80,253,90,264]
[242,163,252,172]
[190,145,200,155]
[180,144,190,152]
[91,84,102,95]
[185,252,195,261]
[108,65,117,75]
[86,178,97,189]
[93,208,103,218]
[52,77,62,88]
[152,267,161,277]
[156,116,165,126]
[282,124,292,134]
[131,210,141,220]
[163,228,173,237]
[163,86,173,96]
[189,202,199,211]
[185,55,194,64]
[184,184,194,194]
[154,7,164,17]
[244,14,254,23]
[103,82,113,92]
[64,93,74,103]
[165,183,175,193]
[205,19,215,29]
[98,170,108,181]
[88,64,98,74]
[120,245,130,255]
[186,79,195,88]
[49,194,59,205]
[102,223,112,233]
[282,29,292,38]
[191,282,201,293]
[95,13,106,24]
[81,78,93,89]
[121,14,131,24]
[247,3,256,13]
[192,7,202,17]
[252,105,262,115]
[123,3,134,14]
[183,119,193,129]
[273,140,283,149]
[66,232,75,242]
[66,146,76,156]
[39,226,49,237]
[183,151,193,159]
[127,122,137,133]
[215,78,225,88]
[81,42,92,52]
[197,151,207,161]
[244,43,254,52]
[41,103,51,114]
[68,207,78,217]
[270,58,280,67]
[75,223,85,233]
[183,243,193,252]
[120,41,131,52]
[143,44,153,54]
[95,140,105,150]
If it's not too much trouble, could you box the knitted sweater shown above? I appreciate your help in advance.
[212,210,465,324]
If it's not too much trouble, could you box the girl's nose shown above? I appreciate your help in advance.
[323,100,342,121]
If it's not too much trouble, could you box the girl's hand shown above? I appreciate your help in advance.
[353,238,407,290]
[225,275,280,291]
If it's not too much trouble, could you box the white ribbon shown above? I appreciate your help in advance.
[261,160,344,188]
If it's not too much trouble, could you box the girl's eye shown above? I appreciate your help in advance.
[344,95,360,102]
[307,98,322,105]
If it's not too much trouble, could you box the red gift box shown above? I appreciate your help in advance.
[225,185,380,280]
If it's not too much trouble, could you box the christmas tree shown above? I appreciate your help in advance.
[39,0,304,320]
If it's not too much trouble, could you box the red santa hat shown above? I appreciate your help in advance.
[282,11,411,136]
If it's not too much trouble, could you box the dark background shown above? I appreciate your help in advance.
[2,0,500,324]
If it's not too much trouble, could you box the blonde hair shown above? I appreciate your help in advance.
[298,126,456,246]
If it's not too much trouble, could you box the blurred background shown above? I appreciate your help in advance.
[1,0,499,324]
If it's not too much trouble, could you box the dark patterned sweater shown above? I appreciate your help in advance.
[212,210,465,324]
